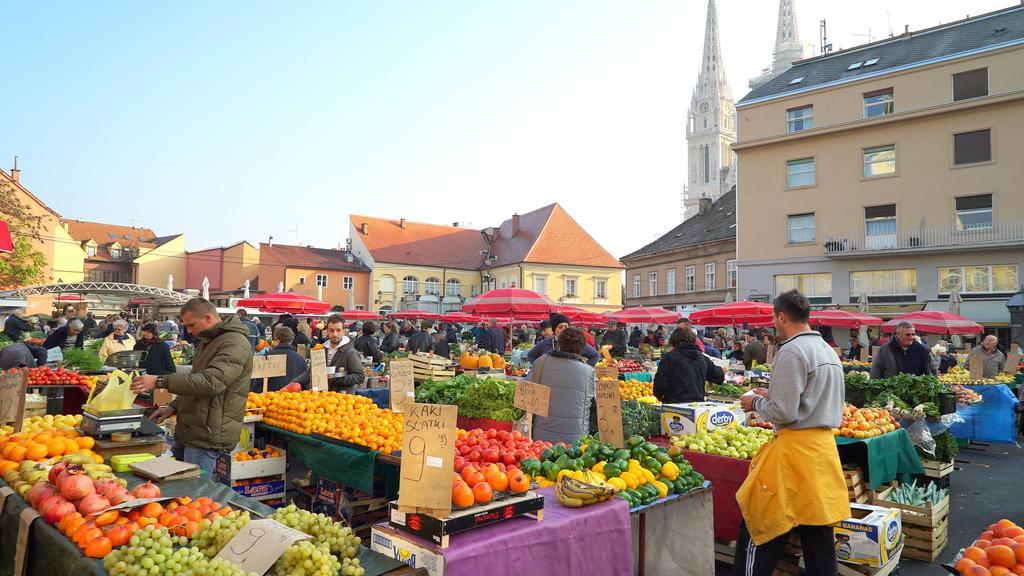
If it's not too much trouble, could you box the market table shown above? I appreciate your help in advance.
[950,384,1020,443]
[834,428,924,490]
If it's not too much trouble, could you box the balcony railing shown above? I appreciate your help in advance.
[823,221,1024,256]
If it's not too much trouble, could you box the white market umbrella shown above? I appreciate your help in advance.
[949,290,963,347]
[242,279,251,299]
[857,293,870,345]
[202,277,210,300]
[166,275,174,291]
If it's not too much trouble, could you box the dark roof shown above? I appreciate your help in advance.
[621,190,736,261]
[740,5,1024,104]
[260,243,370,273]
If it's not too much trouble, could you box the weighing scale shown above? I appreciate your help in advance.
[80,406,146,436]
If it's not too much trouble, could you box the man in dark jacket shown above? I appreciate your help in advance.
[353,321,383,364]
[528,313,600,366]
[601,322,628,357]
[135,323,177,376]
[846,336,864,361]
[742,333,766,370]
[132,299,252,474]
[479,319,507,353]
[0,342,47,370]
[870,322,935,379]
[654,327,725,404]
[445,324,459,345]
[236,309,261,348]
[294,314,365,390]
[43,319,85,351]
[259,327,308,391]
[628,327,642,348]
[406,320,436,353]
[82,312,98,337]
[3,309,33,342]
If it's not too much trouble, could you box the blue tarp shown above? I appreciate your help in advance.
[950,384,1019,444]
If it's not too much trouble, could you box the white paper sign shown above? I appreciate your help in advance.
[215,519,310,575]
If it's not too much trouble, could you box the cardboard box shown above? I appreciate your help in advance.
[370,524,446,576]
[833,503,903,568]
[388,491,544,547]
[217,476,286,501]
[291,486,315,512]
[660,402,746,436]
[214,445,287,502]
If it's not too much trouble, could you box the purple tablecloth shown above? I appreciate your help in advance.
[442,487,633,576]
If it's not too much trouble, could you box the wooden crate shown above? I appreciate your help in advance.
[413,368,457,383]
[409,353,452,369]
[921,459,954,479]
[844,466,867,503]
[872,482,949,562]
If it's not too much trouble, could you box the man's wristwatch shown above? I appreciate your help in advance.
[156,376,169,389]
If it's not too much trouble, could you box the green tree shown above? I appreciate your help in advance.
[0,178,48,289]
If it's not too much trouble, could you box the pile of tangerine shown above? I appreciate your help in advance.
[955,518,1024,575]
[255,391,403,454]
[0,429,100,473]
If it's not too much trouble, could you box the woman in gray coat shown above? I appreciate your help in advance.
[527,327,595,445]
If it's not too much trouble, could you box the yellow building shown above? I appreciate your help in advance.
[62,220,186,289]
[258,243,371,309]
[733,5,1024,331]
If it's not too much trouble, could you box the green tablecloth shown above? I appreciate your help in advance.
[835,428,924,490]
[257,423,401,499]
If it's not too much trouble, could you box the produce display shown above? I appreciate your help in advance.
[232,446,282,461]
[553,471,619,508]
[846,371,944,412]
[415,375,524,422]
[103,526,257,576]
[924,431,961,464]
[618,378,654,401]
[614,360,645,374]
[24,366,98,388]
[879,479,948,506]
[0,426,101,474]
[454,428,551,471]
[252,391,403,454]
[834,405,900,438]
[954,518,1024,575]
[588,399,662,440]
[948,384,983,405]
[706,382,746,397]
[458,350,505,370]
[170,341,195,366]
[451,463,530,508]
[59,348,104,371]
[503,365,529,377]
[841,360,870,370]
[672,426,773,460]
[940,366,1015,386]
[1,413,82,435]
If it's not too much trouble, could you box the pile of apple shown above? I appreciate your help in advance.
[833,404,900,439]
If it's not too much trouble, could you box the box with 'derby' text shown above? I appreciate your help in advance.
[660,402,746,436]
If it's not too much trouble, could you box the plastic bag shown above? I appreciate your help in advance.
[89,369,137,411]
[904,418,936,457]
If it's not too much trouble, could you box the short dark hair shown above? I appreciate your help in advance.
[274,326,295,344]
[181,298,218,318]
[669,327,696,348]
[421,319,434,330]
[141,323,159,336]
[236,309,247,318]
[326,314,346,327]
[362,321,377,335]
[774,289,811,323]
[557,326,586,355]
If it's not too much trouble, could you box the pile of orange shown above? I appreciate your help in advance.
[955,519,1024,575]
[0,429,100,473]
[255,391,403,454]
[451,464,529,508]
[233,447,282,461]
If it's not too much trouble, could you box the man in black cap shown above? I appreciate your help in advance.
[527,312,600,366]
[601,321,628,357]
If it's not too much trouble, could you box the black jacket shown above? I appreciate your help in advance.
[42,325,84,350]
[352,333,383,364]
[527,337,600,367]
[134,339,177,376]
[432,333,451,357]
[601,328,628,357]
[445,327,459,344]
[939,354,958,374]
[478,327,507,354]
[654,344,725,404]
[380,331,400,354]
[3,315,33,342]
[627,329,642,348]
[406,330,434,353]
[258,345,308,392]
[846,344,863,361]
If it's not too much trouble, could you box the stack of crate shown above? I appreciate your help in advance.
[410,352,456,383]
[843,465,869,504]
[872,481,949,562]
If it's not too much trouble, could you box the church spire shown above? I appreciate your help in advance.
[697,0,732,103]
[772,0,804,72]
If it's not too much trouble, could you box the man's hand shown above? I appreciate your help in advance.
[740,393,758,412]
[150,405,175,423]
[751,387,770,398]
[131,375,158,394]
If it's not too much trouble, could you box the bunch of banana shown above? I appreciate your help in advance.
[555,473,620,508]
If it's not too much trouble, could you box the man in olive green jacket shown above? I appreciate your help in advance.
[132,298,253,473]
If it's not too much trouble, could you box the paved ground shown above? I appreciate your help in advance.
[715,441,1024,575]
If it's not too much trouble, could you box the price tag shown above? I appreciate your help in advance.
[0,370,28,432]
[766,345,776,364]
[513,380,551,417]
[398,403,457,517]
[595,374,624,448]
[388,360,415,413]
[215,519,310,575]
[251,355,287,379]
[310,348,328,392]
[969,356,984,380]
[859,347,869,363]
[595,366,619,381]
[1004,351,1022,375]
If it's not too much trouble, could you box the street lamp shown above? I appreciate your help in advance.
[1007,286,1024,347]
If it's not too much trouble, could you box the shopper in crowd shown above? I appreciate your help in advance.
[120,312,137,336]
[446,323,460,345]
[527,326,595,445]
[537,320,553,343]
[677,318,706,352]
[432,324,451,357]
[870,322,934,379]
[734,290,850,576]
[3,308,33,342]
[627,326,642,348]
[380,322,400,354]
[133,298,252,474]
[702,337,723,359]
[931,342,958,374]
[712,328,728,350]
[81,311,98,336]
[727,341,744,361]
[297,318,313,341]
[135,323,176,376]
[353,321,383,364]
[846,336,864,361]
[157,316,176,335]
[965,335,1006,379]
[406,319,435,353]
[743,332,766,370]
[0,342,48,369]
[655,326,666,345]
[400,321,415,339]
[256,327,307,392]
[98,319,136,362]
[293,314,365,390]
[43,319,85,351]
[527,313,600,366]
[477,318,507,354]
[601,321,628,357]
[654,327,725,404]
[236,309,261,348]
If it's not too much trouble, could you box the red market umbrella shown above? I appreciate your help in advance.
[881,310,984,335]
[336,309,383,321]
[439,311,484,323]
[559,306,608,325]
[462,288,560,316]
[237,292,331,315]
[809,309,883,329]
[390,309,440,320]
[687,301,774,325]
[0,221,13,253]
[603,306,681,324]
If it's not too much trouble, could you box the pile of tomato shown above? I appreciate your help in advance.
[454,428,552,473]
[27,366,92,386]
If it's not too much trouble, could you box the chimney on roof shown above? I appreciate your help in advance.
[10,156,19,183]
[346,253,353,263]
[698,197,713,215]
[361,223,369,235]
[399,218,406,229]
[268,235,273,247]
[452,222,459,228]
[511,213,520,236]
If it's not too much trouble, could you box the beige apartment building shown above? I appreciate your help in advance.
[733,5,1024,331]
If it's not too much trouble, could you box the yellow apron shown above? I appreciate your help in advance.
[736,428,851,545]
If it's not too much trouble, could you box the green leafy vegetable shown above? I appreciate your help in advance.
[60,348,103,371]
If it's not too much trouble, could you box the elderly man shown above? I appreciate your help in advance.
[870,321,935,378]
[966,335,1006,379]
[3,308,33,342]
[43,319,85,351]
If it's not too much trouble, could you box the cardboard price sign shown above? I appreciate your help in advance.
[251,355,287,379]
[766,345,776,364]
[215,519,310,575]
[969,356,984,380]
[398,403,457,517]
[1004,351,1022,375]
[859,346,869,363]
[0,370,28,432]
[388,360,415,413]
[595,375,624,448]
[513,380,551,417]
[310,348,328,392]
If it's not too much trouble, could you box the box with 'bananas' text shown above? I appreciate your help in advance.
[370,524,446,576]
[833,503,903,568]
[660,402,746,436]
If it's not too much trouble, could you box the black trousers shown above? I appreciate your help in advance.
[732,521,838,576]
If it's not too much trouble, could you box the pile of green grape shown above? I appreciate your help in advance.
[102,526,258,576]
[190,510,253,558]
[271,540,342,576]
[270,505,361,559]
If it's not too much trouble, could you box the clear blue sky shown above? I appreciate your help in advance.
[4,1,1012,259]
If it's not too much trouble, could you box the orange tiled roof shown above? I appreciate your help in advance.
[488,204,621,269]
[62,220,170,262]
[260,243,370,272]
[350,215,487,270]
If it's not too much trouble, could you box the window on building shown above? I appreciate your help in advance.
[952,68,988,101]
[787,213,816,244]
[940,265,1018,294]
[298,276,306,285]
[534,275,547,295]
[648,272,657,297]
[953,129,991,165]
[470,285,479,297]
[685,266,695,292]
[727,260,737,288]
[424,277,441,295]
[632,275,640,298]
[595,278,607,299]
[316,274,328,287]
[703,146,710,184]
[863,145,896,177]
[850,269,916,297]
[955,194,993,230]
[445,278,461,297]
[343,276,354,290]
[85,245,96,257]
[705,263,716,291]
[666,269,676,295]
[774,273,832,299]
[565,277,578,297]
[110,247,121,259]
[786,105,813,132]
[402,275,418,294]
[786,158,815,187]
[864,204,897,249]
[863,88,894,118]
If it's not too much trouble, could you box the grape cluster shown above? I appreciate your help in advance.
[271,540,342,576]
[102,526,258,576]
[270,505,361,559]
[340,557,366,576]
[190,511,252,558]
